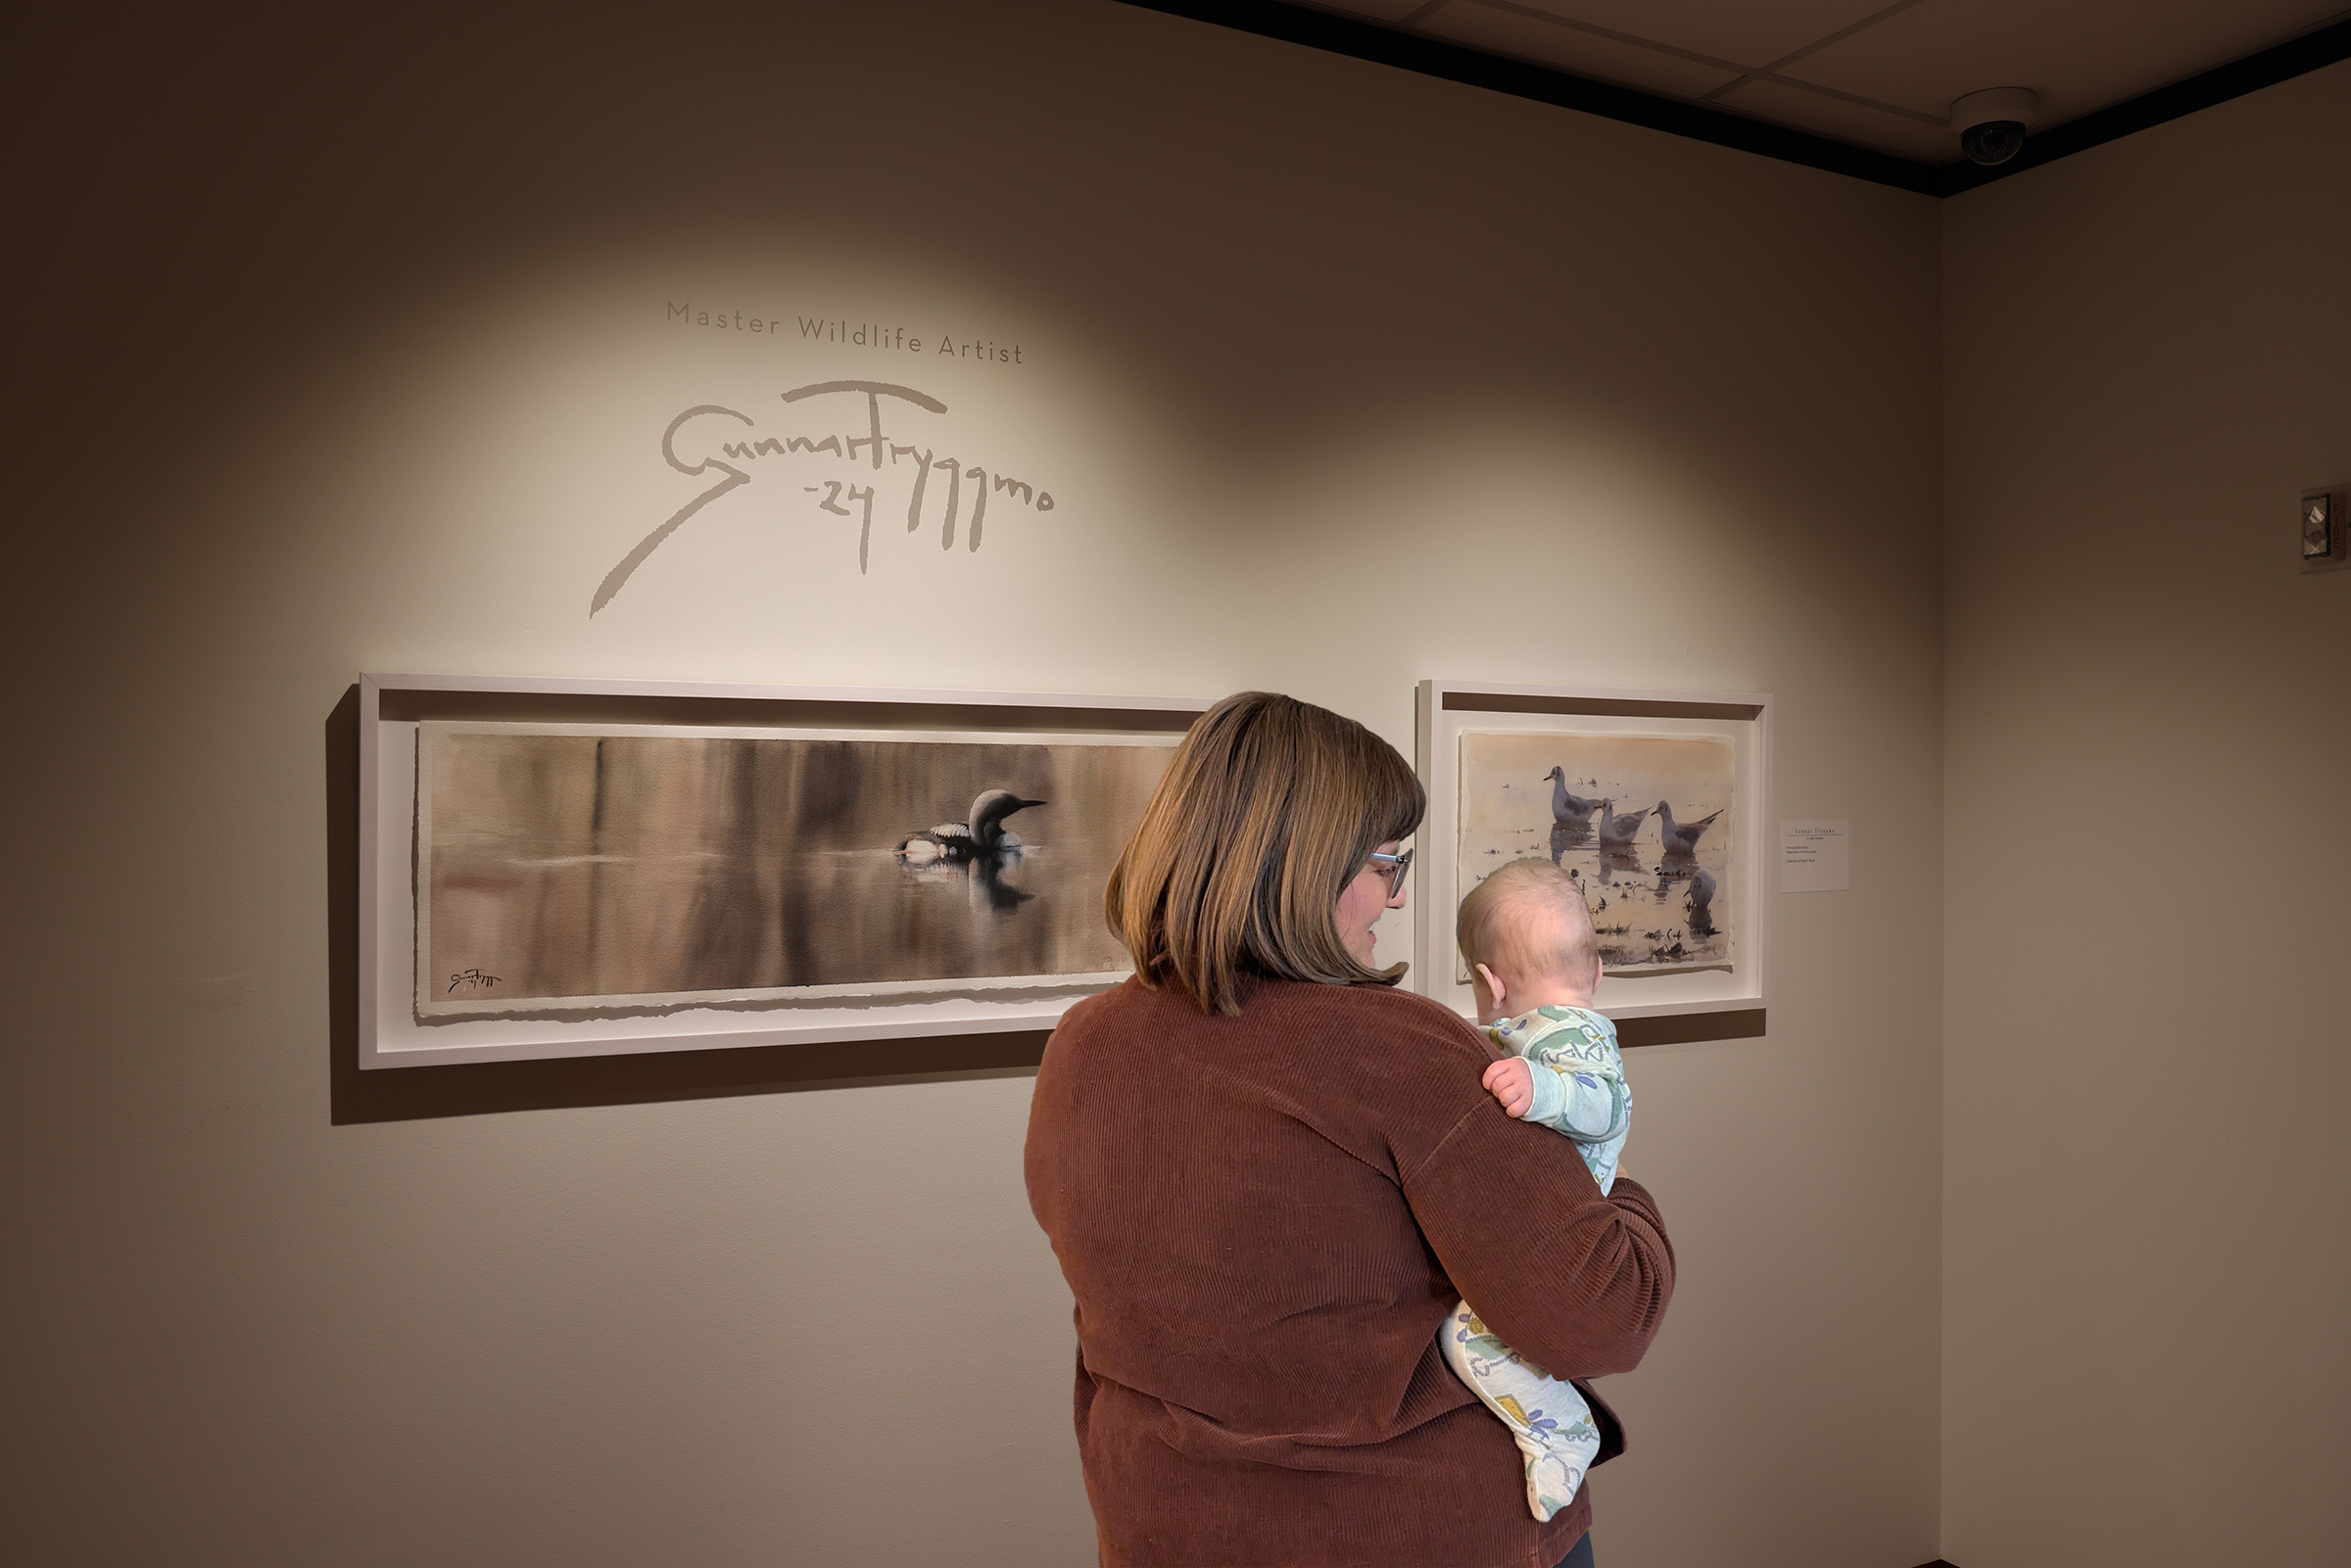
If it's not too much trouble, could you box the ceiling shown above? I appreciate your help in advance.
[1285,0,2350,166]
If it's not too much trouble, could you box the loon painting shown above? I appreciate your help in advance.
[414,721,1175,1015]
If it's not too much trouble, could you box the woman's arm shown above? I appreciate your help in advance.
[1400,1102,1673,1379]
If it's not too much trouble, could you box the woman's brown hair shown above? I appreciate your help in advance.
[1105,691,1425,1015]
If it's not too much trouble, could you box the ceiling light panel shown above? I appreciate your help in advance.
[1317,0,1430,22]
[1463,0,1918,72]
[1417,2,1745,99]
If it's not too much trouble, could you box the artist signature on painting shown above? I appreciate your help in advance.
[447,969,503,994]
[591,380,1055,614]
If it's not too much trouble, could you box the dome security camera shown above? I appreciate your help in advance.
[1950,87,2040,166]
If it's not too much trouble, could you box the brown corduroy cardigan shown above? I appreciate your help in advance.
[1026,975,1675,1568]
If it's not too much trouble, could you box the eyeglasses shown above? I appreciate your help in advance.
[1367,847,1414,900]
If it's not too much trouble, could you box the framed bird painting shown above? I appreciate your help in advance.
[1415,681,1770,1042]
[2302,485,2348,572]
[358,674,1202,1068]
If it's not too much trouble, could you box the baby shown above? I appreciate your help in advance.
[1439,857,1631,1522]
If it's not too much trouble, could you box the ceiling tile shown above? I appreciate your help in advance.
[1713,74,1961,161]
[1459,0,1915,71]
[1782,0,2349,124]
[1418,1,1745,100]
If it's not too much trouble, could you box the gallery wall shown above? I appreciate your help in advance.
[2,3,1947,1565]
[1940,59,2351,1568]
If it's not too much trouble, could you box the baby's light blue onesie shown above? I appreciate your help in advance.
[1438,1003,1629,1522]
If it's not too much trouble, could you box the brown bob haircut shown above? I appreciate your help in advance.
[1106,690,1425,1015]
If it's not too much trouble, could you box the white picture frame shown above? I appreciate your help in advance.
[359,673,1206,1069]
[1415,679,1770,1028]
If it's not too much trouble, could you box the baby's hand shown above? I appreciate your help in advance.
[1483,1057,1535,1118]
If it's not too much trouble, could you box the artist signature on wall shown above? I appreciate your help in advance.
[591,381,1054,614]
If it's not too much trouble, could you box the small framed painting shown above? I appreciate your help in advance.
[360,674,1205,1068]
[1415,680,1769,1032]
[2302,487,2347,571]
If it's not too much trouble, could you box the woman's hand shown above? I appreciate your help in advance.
[1481,1057,1535,1119]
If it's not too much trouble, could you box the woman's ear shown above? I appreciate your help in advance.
[1473,962,1506,1012]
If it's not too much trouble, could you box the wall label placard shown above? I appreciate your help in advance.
[1780,821,1849,892]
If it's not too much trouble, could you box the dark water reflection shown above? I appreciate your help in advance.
[1516,834,1730,972]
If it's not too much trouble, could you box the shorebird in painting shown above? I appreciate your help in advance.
[1543,767,1604,830]
[1685,869,1718,937]
[1597,799,1652,851]
[1656,800,1722,856]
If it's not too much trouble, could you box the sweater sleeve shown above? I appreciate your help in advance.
[1400,1098,1673,1381]
[1520,1053,1630,1144]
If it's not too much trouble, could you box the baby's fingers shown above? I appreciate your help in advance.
[1481,1060,1533,1117]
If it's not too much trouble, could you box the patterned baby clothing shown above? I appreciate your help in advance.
[1486,1004,1627,1192]
[1439,1004,1629,1522]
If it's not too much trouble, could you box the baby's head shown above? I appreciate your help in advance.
[1456,858,1601,1024]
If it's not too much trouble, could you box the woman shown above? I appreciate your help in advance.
[1027,692,1674,1568]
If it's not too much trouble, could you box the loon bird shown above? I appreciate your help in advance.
[1656,800,1722,854]
[897,788,1045,864]
[1543,767,1603,827]
[1596,798,1651,849]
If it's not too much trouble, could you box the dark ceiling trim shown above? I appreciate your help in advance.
[1112,0,1941,193]
[1112,2,2351,199]
[1935,17,2351,195]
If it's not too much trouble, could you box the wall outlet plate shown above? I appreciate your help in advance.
[2303,486,2349,573]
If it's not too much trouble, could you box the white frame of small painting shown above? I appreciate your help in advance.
[359,673,1207,1069]
[1415,680,1770,1026]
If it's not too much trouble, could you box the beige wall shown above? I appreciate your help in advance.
[1941,60,2351,1568]
[2,4,1949,1565]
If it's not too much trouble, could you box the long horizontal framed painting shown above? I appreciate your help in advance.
[360,674,1205,1068]
[1415,680,1770,1031]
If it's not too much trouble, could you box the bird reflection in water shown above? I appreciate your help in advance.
[898,846,1036,909]
[1538,795,1727,968]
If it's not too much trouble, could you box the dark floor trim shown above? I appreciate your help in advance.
[1113,2,2351,198]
